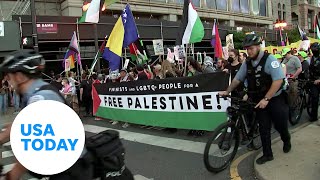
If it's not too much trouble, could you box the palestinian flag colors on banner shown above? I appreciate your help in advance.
[92,72,230,131]
[129,39,150,63]
[315,15,320,39]
[176,0,204,45]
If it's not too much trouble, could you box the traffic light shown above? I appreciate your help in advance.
[22,37,33,48]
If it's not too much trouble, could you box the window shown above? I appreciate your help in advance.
[259,0,266,16]
[283,4,286,21]
[308,11,313,29]
[308,0,312,4]
[191,0,200,7]
[232,0,241,12]
[251,0,259,15]
[216,0,228,10]
[291,0,297,5]
[278,3,282,20]
[206,0,216,9]
[240,0,249,13]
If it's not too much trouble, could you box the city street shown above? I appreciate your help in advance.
[0,108,310,180]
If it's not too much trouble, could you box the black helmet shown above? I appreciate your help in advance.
[0,49,45,74]
[310,42,320,54]
[242,34,262,48]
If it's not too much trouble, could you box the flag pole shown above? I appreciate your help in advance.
[184,44,188,77]
[76,19,81,79]
[314,15,317,39]
[160,21,165,63]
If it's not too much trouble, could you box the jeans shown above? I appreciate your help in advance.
[0,93,8,114]
[13,92,20,111]
[310,84,320,121]
[256,93,291,157]
[287,80,298,108]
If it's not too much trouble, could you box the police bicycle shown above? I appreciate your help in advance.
[288,79,312,125]
[203,95,261,173]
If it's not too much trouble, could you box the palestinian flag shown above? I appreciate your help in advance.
[90,36,107,73]
[315,15,320,39]
[176,0,204,45]
[129,39,150,64]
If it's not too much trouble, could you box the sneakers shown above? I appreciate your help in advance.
[111,121,119,125]
[283,141,292,153]
[122,122,129,128]
[256,155,274,165]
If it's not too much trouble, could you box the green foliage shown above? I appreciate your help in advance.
[229,31,246,50]
[284,29,301,44]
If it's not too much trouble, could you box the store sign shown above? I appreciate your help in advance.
[36,23,58,34]
[0,22,4,36]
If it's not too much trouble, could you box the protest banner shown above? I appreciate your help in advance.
[226,34,234,50]
[92,72,230,131]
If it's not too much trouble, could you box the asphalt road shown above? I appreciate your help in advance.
[82,109,310,180]
[0,108,310,180]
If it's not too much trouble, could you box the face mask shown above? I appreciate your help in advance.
[228,57,234,63]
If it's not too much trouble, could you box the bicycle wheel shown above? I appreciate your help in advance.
[203,122,240,173]
[289,94,303,125]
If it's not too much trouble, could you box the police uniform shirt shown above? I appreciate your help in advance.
[235,51,285,97]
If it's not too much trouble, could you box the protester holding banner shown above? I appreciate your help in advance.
[220,34,291,165]
[203,56,216,73]
[225,49,244,98]
[216,58,227,72]
[153,64,163,79]
[187,57,203,77]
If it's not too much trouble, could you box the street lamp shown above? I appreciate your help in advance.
[274,19,287,29]
[274,19,287,46]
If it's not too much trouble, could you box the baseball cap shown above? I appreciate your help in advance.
[297,51,308,59]
[274,54,283,59]
[282,48,291,56]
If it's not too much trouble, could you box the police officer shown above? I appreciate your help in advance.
[220,34,291,165]
[308,42,320,123]
[0,50,68,179]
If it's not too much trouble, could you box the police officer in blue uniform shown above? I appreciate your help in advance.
[309,42,320,122]
[0,50,67,179]
[220,34,291,164]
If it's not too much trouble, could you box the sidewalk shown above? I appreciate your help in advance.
[254,122,320,180]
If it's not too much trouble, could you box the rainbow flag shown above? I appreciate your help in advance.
[63,31,81,71]
[212,21,223,58]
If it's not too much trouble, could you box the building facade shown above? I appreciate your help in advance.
[0,0,281,72]
[0,0,276,29]
[291,0,320,31]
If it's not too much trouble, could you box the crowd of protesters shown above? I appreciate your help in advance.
[6,47,314,136]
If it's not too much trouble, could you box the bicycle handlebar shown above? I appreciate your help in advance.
[216,94,256,107]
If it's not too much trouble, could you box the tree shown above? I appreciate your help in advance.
[229,31,246,50]
[283,28,301,44]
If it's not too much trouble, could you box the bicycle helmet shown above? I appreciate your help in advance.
[242,34,262,48]
[0,49,45,74]
[310,42,320,54]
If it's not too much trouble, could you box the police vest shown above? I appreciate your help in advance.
[246,52,272,103]
[309,56,320,80]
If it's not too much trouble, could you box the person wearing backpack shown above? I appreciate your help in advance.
[0,50,134,180]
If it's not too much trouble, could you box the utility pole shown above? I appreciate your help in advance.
[30,0,39,52]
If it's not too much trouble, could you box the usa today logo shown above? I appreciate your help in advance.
[10,100,85,175]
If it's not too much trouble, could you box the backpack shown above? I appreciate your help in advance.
[86,130,134,180]
[29,84,133,180]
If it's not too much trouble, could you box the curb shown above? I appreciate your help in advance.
[254,121,311,180]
